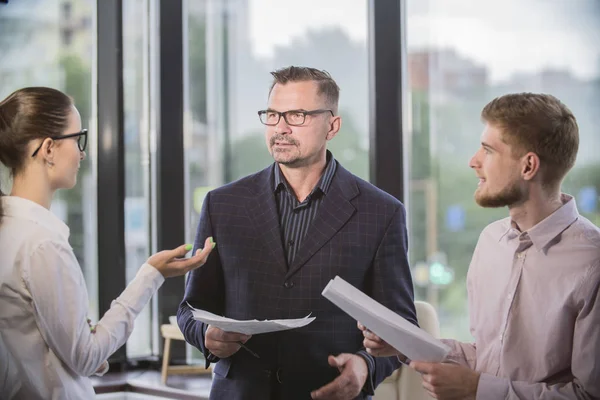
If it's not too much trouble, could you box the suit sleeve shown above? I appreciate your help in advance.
[177,191,224,367]
[359,204,418,394]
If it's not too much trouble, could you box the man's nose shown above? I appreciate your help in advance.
[274,115,291,134]
[468,151,479,169]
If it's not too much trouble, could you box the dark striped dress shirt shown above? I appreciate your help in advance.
[274,152,337,267]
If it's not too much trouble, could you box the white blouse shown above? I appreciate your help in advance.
[0,196,165,399]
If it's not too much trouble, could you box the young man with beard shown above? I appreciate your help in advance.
[360,93,600,399]
[178,66,417,400]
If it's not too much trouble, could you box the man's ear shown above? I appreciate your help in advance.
[326,116,342,141]
[521,152,540,181]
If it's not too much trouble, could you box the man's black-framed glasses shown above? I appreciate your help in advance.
[31,129,88,158]
[258,109,334,126]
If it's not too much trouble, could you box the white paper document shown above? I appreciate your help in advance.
[322,276,450,363]
[187,303,315,335]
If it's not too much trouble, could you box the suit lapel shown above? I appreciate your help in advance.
[245,165,288,274]
[285,166,359,279]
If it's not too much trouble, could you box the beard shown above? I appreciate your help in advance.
[269,135,302,166]
[475,180,527,208]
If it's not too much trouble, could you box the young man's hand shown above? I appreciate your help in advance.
[410,361,480,400]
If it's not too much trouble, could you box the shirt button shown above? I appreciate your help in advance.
[499,333,504,341]
[284,281,294,289]
[288,240,295,246]
[507,293,512,300]
[516,252,524,259]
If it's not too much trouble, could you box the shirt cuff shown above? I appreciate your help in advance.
[202,324,220,368]
[115,263,165,313]
[396,353,411,365]
[356,350,375,396]
[138,262,166,286]
[476,373,508,400]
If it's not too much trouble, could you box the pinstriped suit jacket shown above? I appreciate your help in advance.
[178,162,417,400]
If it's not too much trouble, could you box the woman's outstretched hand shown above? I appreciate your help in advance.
[147,237,215,278]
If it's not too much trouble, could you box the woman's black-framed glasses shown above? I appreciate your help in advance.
[31,129,88,158]
[258,109,334,126]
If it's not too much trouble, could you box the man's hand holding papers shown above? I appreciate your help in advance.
[352,287,480,400]
[205,326,252,359]
[322,276,450,363]
[410,361,479,400]
[188,304,315,359]
[358,322,402,358]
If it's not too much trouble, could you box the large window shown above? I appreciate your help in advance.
[405,0,600,340]
[184,0,370,247]
[0,0,98,321]
[123,0,153,358]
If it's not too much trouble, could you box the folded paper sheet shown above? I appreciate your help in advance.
[322,276,450,362]
[188,303,315,335]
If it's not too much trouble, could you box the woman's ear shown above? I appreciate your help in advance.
[42,138,56,165]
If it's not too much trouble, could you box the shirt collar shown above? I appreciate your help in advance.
[2,196,70,241]
[273,150,337,196]
[498,193,579,251]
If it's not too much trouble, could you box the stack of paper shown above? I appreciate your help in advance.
[322,276,450,362]
[187,303,315,335]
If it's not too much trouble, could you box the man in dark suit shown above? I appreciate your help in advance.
[177,66,417,400]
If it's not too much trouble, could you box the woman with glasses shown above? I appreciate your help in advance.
[0,87,215,399]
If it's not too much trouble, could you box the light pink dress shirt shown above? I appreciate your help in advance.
[443,194,600,399]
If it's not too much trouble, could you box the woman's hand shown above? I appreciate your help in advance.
[147,237,215,278]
